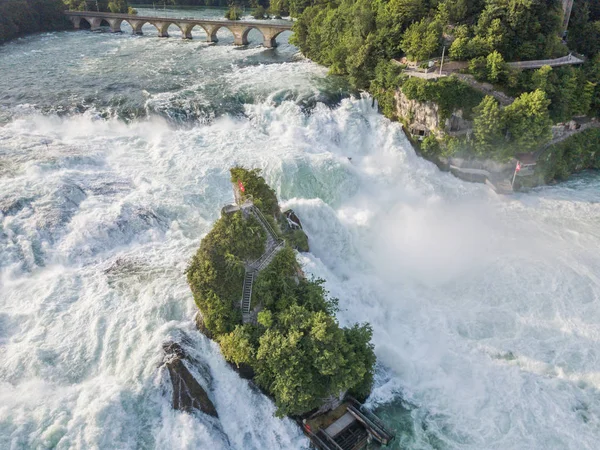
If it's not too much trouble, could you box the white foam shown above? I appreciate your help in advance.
[1,55,600,450]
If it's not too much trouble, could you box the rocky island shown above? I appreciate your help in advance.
[184,167,394,448]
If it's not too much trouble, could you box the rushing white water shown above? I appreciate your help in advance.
[2,13,600,450]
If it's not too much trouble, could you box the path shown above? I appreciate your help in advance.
[534,120,600,158]
[454,74,514,106]
[507,54,584,70]
[240,202,284,323]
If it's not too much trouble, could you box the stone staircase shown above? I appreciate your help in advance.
[239,203,284,322]
[241,270,254,318]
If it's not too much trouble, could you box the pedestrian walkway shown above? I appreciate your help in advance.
[239,201,284,323]
[507,54,584,70]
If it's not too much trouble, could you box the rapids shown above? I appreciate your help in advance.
[1,8,600,450]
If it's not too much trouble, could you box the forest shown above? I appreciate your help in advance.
[0,0,69,43]
[290,0,600,164]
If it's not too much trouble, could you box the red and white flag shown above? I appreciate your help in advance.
[515,161,521,172]
[238,180,245,192]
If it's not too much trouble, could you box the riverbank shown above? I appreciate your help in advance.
[0,0,69,44]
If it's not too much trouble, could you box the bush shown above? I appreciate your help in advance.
[187,211,266,335]
[252,5,268,20]
[538,128,600,183]
[370,60,403,119]
[225,5,242,21]
[469,56,487,81]
[420,134,441,157]
[0,0,68,43]
[486,51,507,83]
[230,167,279,217]
[402,75,484,120]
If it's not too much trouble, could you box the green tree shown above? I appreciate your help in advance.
[219,325,256,367]
[401,18,442,62]
[486,50,507,83]
[254,304,374,416]
[504,89,552,154]
[108,0,129,13]
[469,56,487,80]
[473,95,504,156]
[225,4,242,20]
[531,65,555,94]
[252,5,267,19]
[420,134,441,157]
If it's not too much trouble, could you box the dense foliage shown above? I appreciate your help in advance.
[290,0,600,169]
[567,0,600,58]
[292,0,566,90]
[187,209,266,334]
[230,167,280,216]
[188,168,375,417]
[536,128,600,184]
[469,90,552,159]
[0,0,69,43]
[402,75,484,120]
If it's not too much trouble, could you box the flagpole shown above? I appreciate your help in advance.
[511,161,520,188]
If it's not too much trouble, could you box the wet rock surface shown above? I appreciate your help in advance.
[162,341,218,417]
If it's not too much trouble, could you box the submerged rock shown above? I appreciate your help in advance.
[162,341,218,417]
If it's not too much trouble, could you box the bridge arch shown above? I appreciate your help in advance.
[243,27,290,48]
[166,22,185,39]
[187,23,209,41]
[241,26,266,45]
[206,25,238,45]
[71,16,88,30]
[124,19,146,35]
[106,18,123,33]
[148,21,184,38]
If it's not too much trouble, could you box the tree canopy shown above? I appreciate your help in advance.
[0,0,68,43]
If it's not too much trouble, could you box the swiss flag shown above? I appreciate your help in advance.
[238,180,245,192]
[515,161,521,172]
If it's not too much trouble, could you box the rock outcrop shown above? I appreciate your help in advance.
[282,209,309,252]
[194,312,213,340]
[162,341,218,417]
[394,90,473,138]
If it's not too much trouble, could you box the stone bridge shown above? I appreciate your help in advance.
[65,11,293,48]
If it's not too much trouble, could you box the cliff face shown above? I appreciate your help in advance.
[394,90,472,138]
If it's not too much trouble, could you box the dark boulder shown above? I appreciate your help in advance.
[162,341,218,417]
[282,209,310,252]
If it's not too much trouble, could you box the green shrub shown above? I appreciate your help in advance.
[225,5,242,20]
[469,56,487,81]
[0,0,68,43]
[538,128,600,183]
[187,211,266,335]
[252,5,268,20]
[402,76,484,121]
